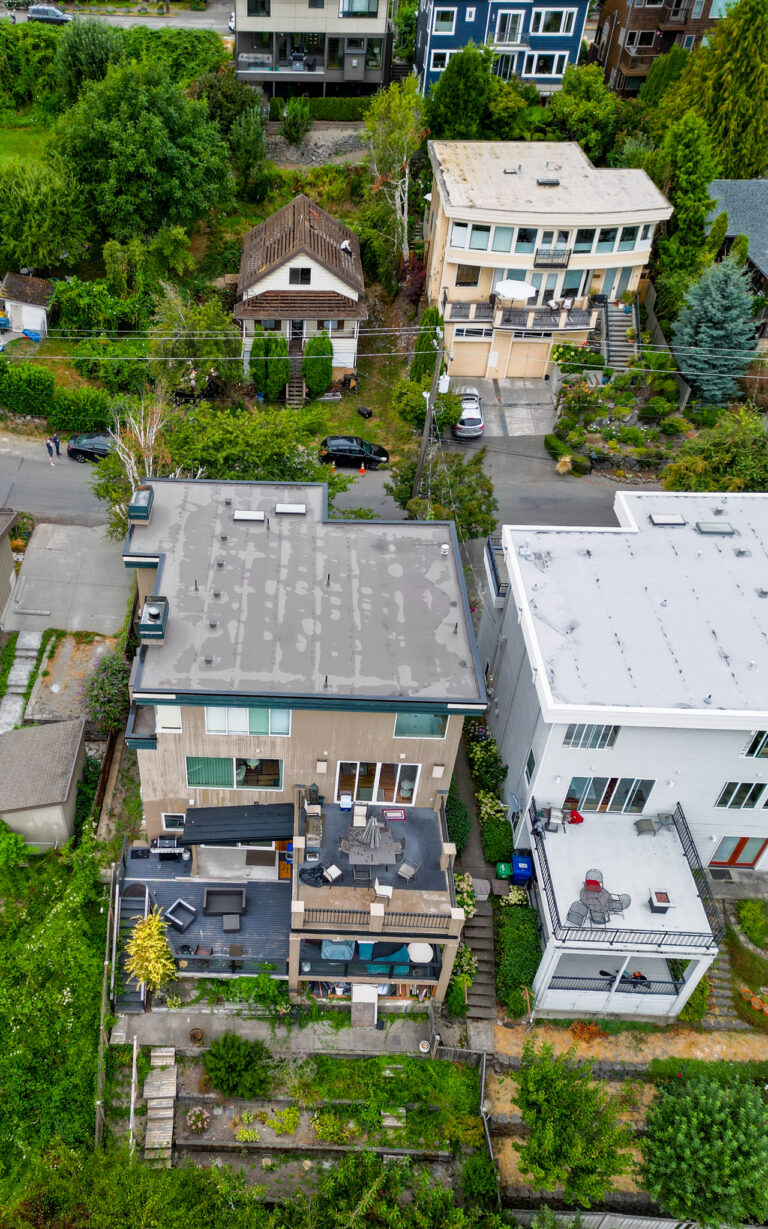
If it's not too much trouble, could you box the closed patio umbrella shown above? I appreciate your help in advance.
[362,815,381,846]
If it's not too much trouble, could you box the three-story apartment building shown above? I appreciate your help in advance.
[234,0,391,93]
[120,479,485,1012]
[425,140,671,379]
[414,0,589,94]
[594,0,725,94]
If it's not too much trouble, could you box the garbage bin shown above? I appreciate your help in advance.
[495,862,513,880]
[511,854,533,885]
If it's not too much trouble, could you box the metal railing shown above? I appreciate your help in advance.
[549,976,614,992]
[486,535,510,597]
[299,957,442,980]
[301,905,452,932]
[304,907,370,927]
[549,975,683,996]
[534,247,572,269]
[499,307,595,331]
[175,954,289,974]
[672,803,725,941]
[529,797,720,950]
[385,911,450,932]
[616,979,683,996]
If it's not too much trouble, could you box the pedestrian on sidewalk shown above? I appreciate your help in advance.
[52,433,61,457]
[45,438,55,466]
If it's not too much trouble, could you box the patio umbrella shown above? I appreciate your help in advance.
[495,279,537,301]
[361,815,381,847]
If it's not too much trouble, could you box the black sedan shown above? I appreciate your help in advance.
[319,436,389,470]
[67,432,113,462]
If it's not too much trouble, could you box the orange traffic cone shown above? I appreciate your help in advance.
[331,460,336,475]
[359,462,366,475]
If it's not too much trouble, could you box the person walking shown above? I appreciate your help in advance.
[51,433,61,457]
[45,438,55,466]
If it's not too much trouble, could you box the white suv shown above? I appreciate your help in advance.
[451,388,485,439]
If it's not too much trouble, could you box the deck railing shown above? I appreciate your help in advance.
[298,957,442,981]
[302,906,452,932]
[304,908,370,927]
[486,534,510,597]
[549,975,683,995]
[672,803,725,941]
[529,797,720,950]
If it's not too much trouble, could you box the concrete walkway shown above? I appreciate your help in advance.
[0,630,40,733]
[113,1011,431,1056]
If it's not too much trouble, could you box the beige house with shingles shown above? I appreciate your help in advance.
[122,479,485,1006]
[425,141,672,379]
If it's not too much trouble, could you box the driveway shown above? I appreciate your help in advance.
[449,376,557,437]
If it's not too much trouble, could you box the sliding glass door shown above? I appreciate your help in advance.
[335,761,420,805]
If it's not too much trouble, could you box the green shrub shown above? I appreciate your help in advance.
[460,1154,498,1207]
[660,415,691,435]
[282,95,312,145]
[48,387,111,434]
[189,0,206,9]
[302,332,333,398]
[0,358,55,418]
[83,651,130,734]
[481,817,512,864]
[678,975,709,1023]
[445,977,469,1017]
[688,403,724,429]
[445,777,471,854]
[651,377,679,401]
[618,425,645,446]
[639,395,675,421]
[496,904,541,1015]
[551,342,604,373]
[553,414,575,440]
[268,96,283,120]
[73,336,150,395]
[203,1032,273,1098]
[308,96,370,121]
[544,432,590,474]
[647,1056,768,1085]
[736,899,768,948]
[466,738,507,793]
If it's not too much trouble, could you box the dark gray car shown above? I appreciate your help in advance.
[28,5,72,21]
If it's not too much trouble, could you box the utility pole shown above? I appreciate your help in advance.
[411,329,444,500]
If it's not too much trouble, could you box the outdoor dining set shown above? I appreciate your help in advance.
[299,803,421,895]
[566,869,631,927]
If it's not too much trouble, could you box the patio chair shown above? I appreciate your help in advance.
[584,868,603,891]
[338,837,350,854]
[634,817,656,836]
[323,864,342,884]
[373,878,393,902]
[565,901,589,927]
[353,865,371,884]
[608,893,631,916]
[588,907,610,925]
[352,802,367,828]
[396,860,420,883]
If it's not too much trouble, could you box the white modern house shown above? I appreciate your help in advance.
[472,491,768,1018]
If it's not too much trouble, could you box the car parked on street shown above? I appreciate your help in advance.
[319,436,389,469]
[451,388,485,439]
[67,433,113,463]
[27,5,71,22]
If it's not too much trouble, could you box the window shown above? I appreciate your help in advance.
[469,225,491,251]
[492,226,515,253]
[339,0,378,13]
[289,267,311,285]
[327,36,342,67]
[515,227,537,253]
[691,0,704,13]
[682,33,695,48]
[365,37,383,67]
[495,52,519,79]
[317,320,331,331]
[450,221,469,248]
[309,0,324,7]
[493,266,527,290]
[205,706,291,736]
[156,705,182,733]
[574,228,595,254]
[563,724,620,749]
[261,318,279,330]
[523,51,568,75]
[746,731,768,758]
[531,8,576,34]
[456,264,480,286]
[235,758,283,789]
[496,10,523,41]
[465,5,475,16]
[716,781,766,809]
[525,747,536,783]
[619,225,639,251]
[564,776,655,813]
[433,7,456,33]
[641,223,652,242]
[162,813,186,831]
[337,761,420,805]
[394,712,448,738]
[454,326,494,338]
[187,756,234,788]
[247,0,270,13]
[626,28,655,46]
[561,268,583,295]
[597,227,618,253]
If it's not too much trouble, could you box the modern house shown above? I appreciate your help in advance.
[707,179,768,347]
[472,491,768,1018]
[594,0,725,95]
[120,479,485,1013]
[414,0,589,95]
[234,195,366,400]
[233,0,391,93]
[0,718,86,851]
[424,141,671,379]
[0,272,54,338]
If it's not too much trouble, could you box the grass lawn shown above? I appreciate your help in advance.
[725,926,768,1034]
[0,114,49,163]
[4,336,93,391]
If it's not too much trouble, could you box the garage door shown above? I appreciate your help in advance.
[505,342,550,378]
[449,343,491,377]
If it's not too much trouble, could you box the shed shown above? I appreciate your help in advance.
[0,718,86,850]
[0,273,55,337]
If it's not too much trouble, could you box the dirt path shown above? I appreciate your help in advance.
[494,1020,768,1064]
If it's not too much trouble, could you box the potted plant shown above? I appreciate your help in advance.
[620,290,635,313]
[626,326,638,341]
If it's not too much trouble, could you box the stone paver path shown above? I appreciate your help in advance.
[702,947,752,1031]
[0,630,40,733]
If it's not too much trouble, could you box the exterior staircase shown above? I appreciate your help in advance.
[605,302,639,371]
[701,947,752,1032]
[115,883,147,1014]
[388,60,412,83]
[463,900,497,1020]
[286,340,305,407]
[143,1048,177,1165]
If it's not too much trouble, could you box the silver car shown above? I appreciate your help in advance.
[451,387,485,439]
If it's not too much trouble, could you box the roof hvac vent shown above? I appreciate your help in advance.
[649,513,686,527]
[275,503,307,515]
[233,510,266,522]
[441,544,450,556]
[696,522,735,536]
[204,654,213,664]
[146,604,162,622]
[537,176,560,186]
[216,556,225,568]
[504,165,522,175]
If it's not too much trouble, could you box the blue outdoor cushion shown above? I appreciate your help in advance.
[321,939,355,960]
[358,942,374,960]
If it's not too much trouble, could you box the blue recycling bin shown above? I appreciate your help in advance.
[510,854,533,885]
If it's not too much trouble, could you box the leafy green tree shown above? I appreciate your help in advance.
[514,1040,632,1207]
[54,61,232,240]
[641,1076,768,1227]
[670,0,768,177]
[52,277,148,334]
[302,332,334,398]
[188,64,257,137]
[0,824,36,899]
[392,377,461,435]
[364,76,425,265]
[282,94,312,145]
[427,43,495,140]
[354,196,399,297]
[0,160,90,272]
[393,0,418,58]
[546,64,619,163]
[146,225,195,280]
[487,75,549,140]
[639,45,689,108]
[705,209,729,260]
[229,106,268,194]
[730,233,749,264]
[55,17,123,105]
[662,407,768,491]
[672,257,756,400]
[102,237,147,297]
[410,306,443,384]
[661,110,719,252]
[150,284,243,390]
[203,1032,273,1098]
[385,447,497,541]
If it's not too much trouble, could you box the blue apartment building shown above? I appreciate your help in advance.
[413,0,589,95]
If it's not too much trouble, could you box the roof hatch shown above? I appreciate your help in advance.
[649,513,686,527]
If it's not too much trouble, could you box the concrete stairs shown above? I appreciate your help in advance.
[462,900,497,1020]
[286,341,305,407]
[606,304,639,371]
[0,630,41,733]
[143,1048,177,1165]
[701,948,752,1032]
[389,60,411,82]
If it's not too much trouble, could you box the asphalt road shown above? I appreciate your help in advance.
[0,433,106,526]
[12,1,232,31]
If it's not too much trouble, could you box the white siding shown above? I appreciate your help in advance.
[242,256,359,300]
[331,337,358,368]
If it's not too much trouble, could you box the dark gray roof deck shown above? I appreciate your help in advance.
[125,480,484,705]
[301,804,449,894]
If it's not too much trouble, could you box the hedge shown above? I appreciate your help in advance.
[307,96,371,121]
[445,777,471,854]
[545,433,592,475]
[0,360,111,432]
[47,387,111,434]
[495,905,542,1017]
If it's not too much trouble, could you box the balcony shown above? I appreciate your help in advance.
[618,46,658,74]
[499,307,595,332]
[485,534,510,604]
[658,1,691,25]
[125,702,157,750]
[534,246,572,269]
[528,798,723,951]
[236,53,325,77]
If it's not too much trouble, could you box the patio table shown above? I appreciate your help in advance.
[346,826,399,867]
[579,885,612,911]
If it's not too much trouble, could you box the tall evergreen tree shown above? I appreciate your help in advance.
[302,332,334,398]
[672,258,756,401]
[545,64,618,163]
[639,45,689,108]
[661,110,719,252]
[426,43,494,140]
[410,306,442,384]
